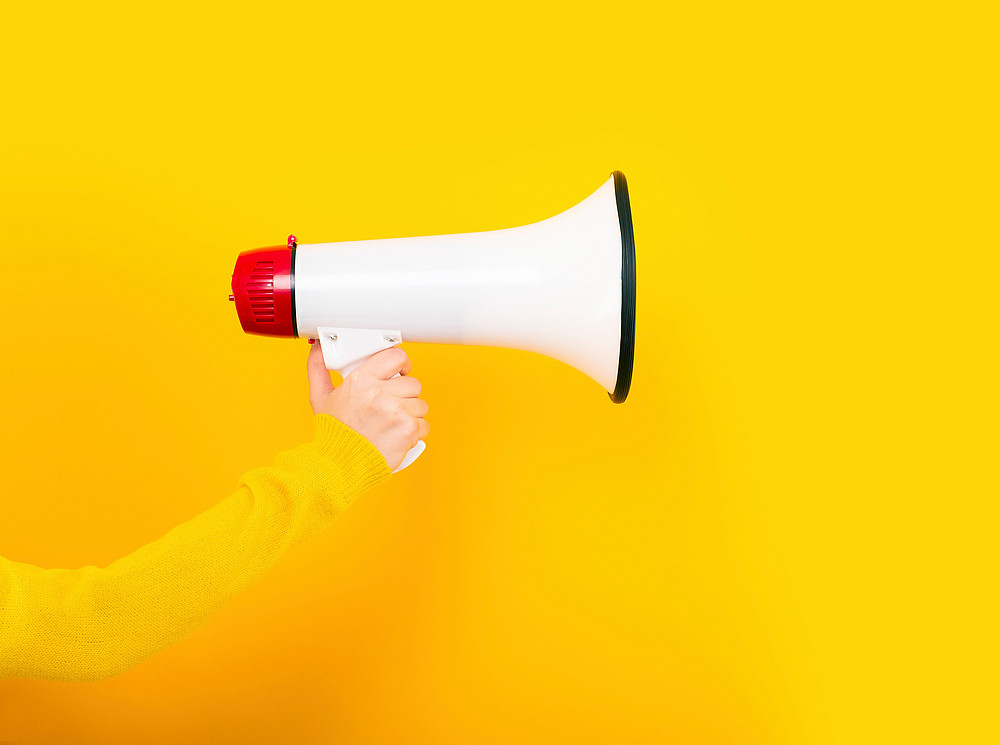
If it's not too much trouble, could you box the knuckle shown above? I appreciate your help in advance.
[377,394,396,415]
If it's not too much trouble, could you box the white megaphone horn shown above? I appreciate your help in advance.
[230,170,636,471]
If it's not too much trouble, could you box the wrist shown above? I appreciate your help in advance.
[310,414,392,494]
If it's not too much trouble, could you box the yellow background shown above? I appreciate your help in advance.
[1,1,997,742]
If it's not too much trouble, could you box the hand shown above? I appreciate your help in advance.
[307,344,430,471]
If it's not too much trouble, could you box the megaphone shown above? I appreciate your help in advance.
[230,170,636,470]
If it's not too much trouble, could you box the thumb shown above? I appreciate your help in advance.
[307,342,336,399]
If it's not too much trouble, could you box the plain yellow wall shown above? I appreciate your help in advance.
[1,1,997,743]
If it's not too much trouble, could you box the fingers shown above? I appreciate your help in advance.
[415,418,430,441]
[387,375,422,398]
[306,343,335,398]
[389,374,427,426]
[360,347,413,380]
[402,397,429,419]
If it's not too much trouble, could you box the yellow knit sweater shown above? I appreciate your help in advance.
[0,414,391,683]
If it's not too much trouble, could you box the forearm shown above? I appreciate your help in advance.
[0,414,390,682]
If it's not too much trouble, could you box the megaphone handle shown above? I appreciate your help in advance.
[395,438,426,471]
[316,328,425,473]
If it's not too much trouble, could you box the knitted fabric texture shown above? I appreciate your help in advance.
[0,414,391,682]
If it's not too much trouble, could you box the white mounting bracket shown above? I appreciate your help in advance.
[315,326,403,377]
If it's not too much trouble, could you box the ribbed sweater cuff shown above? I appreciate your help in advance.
[309,414,392,495]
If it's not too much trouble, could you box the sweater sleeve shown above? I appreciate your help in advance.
[0,414,391,683]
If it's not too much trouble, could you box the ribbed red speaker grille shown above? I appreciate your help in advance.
[247,260,276,323]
